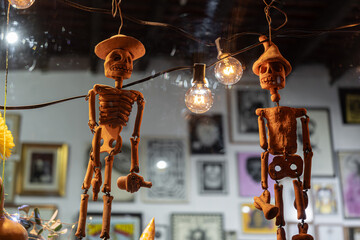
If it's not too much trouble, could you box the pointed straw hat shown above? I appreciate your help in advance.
[253,36,292,76]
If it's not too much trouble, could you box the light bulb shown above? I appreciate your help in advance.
[8,0,35,9]
[6,31,18,44]
[214,56,243,85]
[185,63,213,114]
[185,83,213,114]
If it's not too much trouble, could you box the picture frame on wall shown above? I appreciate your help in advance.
[228,85,270,143]
[85,144,134,202]
[188,114,225,154]
[141,137,188,203]
[84,212,142,239]
[197,160,227,194]
[344,227,360,240]
[17,143,68,196]
[339,88,360,124]
[295,108,335,177]
[316,224,344,240]
[237,152,276,197]
[0,161,17,203]
[5,113,21,157]
[338,151,360,218]
[171,213,223,240]
[240,203,277,234]
[311,178,341,218]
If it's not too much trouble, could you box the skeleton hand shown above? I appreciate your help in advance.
[88,120,98,133]
[117,172,152,193]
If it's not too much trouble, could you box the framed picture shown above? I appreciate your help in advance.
[0,161,17,203]
[311,178,341,218]
[85,144,134,202]
[339,88,360,124]
[171,213,223,240]
[141,137,189,203]
[5,113,21,157]
[295,108,335,176]
[155,224,168,240]
[188,114,225,154]
[241,203,277,234]
[316,225,344,240]
[17,143,68,196]
[228,85,270,143]
[197,160,227,194]
[85,212,142,240]
[237,152,276,197]
[225,231,237,240]
[344,227,360,240]
[287,223,315,239]
[338,151,360,218]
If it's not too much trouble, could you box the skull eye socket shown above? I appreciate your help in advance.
[272,63,283,72]
[113,54,122,61]
[260,65,268,74]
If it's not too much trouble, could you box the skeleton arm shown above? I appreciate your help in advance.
[256,109,269,190]
[301,115,313,190]
[87,89,97,132]
[130,92,145,173]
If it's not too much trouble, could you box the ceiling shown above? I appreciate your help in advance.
[0,0,359,83]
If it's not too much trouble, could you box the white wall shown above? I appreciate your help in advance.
[1,59,360,239]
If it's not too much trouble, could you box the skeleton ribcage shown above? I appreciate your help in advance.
[98,94,136,126]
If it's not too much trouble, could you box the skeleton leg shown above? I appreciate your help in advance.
[91,127,102,201]
[75,194,89,239]
[102,155,114,193]
[293,180,306,220]
[100,194,114,239]
[275,183,285,227]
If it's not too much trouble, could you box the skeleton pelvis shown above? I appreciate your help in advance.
[268,154,303,180]
[99,124,122,154]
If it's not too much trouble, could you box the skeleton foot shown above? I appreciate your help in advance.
[254,190,279,220]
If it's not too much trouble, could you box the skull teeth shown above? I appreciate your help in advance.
[110,66,131,73]
[261,77,283,85]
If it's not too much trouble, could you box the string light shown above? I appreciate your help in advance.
[8,0,35,9]
[185,64,213,114]
[214,38,243,86]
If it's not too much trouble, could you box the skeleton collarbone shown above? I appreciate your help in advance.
[93,84,143,127]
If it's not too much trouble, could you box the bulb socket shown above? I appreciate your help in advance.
[193,63,206,84]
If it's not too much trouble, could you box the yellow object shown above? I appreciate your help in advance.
[139,217,155,240]
[0,112,14,160]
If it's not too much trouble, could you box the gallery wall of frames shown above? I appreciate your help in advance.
[2,60,360,239]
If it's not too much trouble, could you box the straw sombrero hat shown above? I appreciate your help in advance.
[94,34,145,60]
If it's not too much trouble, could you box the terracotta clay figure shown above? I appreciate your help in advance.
[0,178,28,240]
[252,36,313,240]
[75,34,152,240]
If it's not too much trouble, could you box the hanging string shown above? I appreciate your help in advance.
[111,0,123,34]
[263,0,288,44]
[1,3,11,213]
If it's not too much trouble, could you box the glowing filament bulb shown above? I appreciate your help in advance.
[214,56,243,85]
[185,63,213,114]
[8,0,35,9]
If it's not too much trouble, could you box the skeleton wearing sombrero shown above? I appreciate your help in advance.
[75,35,152,239]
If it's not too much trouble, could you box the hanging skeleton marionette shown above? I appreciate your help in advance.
[75,35,152,239]
[252,36,314,240]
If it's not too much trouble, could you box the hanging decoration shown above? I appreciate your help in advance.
[185,63,213,114]
[75,34,152,239]
[8,0,35,9]
[252,35,314,240]
[214,37,243,86]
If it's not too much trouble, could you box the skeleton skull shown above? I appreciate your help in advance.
[259,61,286,91]
[104,49,133,80]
